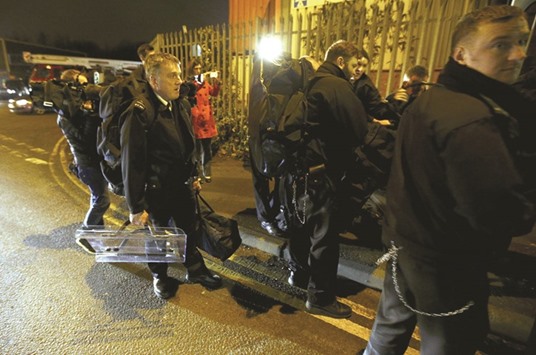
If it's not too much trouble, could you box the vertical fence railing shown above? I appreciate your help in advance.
[152,0,489,139]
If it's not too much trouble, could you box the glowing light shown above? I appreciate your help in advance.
[16,99,30,106]
[258,36,283,62]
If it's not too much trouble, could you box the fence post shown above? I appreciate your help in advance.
[386,0,405,96]
[150,0,485,157]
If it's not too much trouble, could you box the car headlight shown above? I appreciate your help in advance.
[15,99,31,106]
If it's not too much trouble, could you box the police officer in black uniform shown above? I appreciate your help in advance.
[364,5,535,354]
[287,40,369,318]
[120,52,222,299]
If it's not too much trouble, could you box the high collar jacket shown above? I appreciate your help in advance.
[383,58,535,263]
[305,61,369,181]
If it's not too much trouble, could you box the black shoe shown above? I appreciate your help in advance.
[186,268,222,289]
[68,161,79,179]
[287,270,308,289]
[305,299,352,319]
[76,238,96,254]
[153,277,177,299]
[260,221,282,236]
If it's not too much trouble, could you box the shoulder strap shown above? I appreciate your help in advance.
[131,75,140,92]
[131,96,157,131]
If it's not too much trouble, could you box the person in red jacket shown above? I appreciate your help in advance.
[188,59,221,183]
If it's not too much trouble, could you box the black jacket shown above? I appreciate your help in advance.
[56,84,102,167]
[383,58,535,263]
[121,89,196,214]
[305,62,368,181]
[513,67,536,196]
[353,73,400,123]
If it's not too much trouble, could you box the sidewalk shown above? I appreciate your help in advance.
[201,155,536,345]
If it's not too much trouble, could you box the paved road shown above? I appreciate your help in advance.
[0,105,533,354]
[0,107,394,354]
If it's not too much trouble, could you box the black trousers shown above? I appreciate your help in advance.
[250,151,282,224]
[287,173,342,306]
[365,250,489,355]
[145,181,204,279]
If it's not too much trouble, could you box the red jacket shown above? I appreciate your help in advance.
[191,80,220,139]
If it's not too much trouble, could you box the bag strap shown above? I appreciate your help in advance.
[195,192,215,213]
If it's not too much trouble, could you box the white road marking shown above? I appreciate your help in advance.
[25,158,48,165]
[309,309,420,354]
[30,147,48,155]
[1,135,49,165]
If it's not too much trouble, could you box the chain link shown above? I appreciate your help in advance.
[376,241,475,317]
[292,174,308,225]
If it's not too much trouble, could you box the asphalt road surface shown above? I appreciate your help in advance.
[0,104,531,354]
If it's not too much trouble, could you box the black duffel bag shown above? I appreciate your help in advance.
[195,193,242,261]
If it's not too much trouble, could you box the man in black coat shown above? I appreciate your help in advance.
[363,5,535,354]
[352,47,400,124]
[121,52,221,299]
[385,65,429,117]
[287,40,369,318]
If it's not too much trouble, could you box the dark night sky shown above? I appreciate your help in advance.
[0,0,229,48]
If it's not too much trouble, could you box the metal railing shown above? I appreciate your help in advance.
[152,0,489,144]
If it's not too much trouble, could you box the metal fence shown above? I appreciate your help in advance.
[152,0,489,150]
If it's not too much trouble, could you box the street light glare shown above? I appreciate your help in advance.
[258,36,283,62]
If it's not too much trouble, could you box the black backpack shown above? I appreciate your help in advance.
[44,79,86,121]
[96,76,150,195]
[337,121,396,236]
[248,55,317,178]
[355,121,397,188]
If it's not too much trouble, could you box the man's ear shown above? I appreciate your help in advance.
[336,56,345,69]
[453,46,466,65]
[149,75,158,89]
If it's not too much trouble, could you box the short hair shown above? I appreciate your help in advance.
[357,47,370,62]
[451,5,525,53]
[406,65,429,79]
[189,58,202,72]
[325,40,359,63]
[144,52,180,79]
[61,69,81,82]
[137,43,155,61]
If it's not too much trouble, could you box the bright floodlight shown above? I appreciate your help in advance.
[258,36,283,62]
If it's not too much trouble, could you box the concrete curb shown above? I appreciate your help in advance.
[237,224,533,344]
